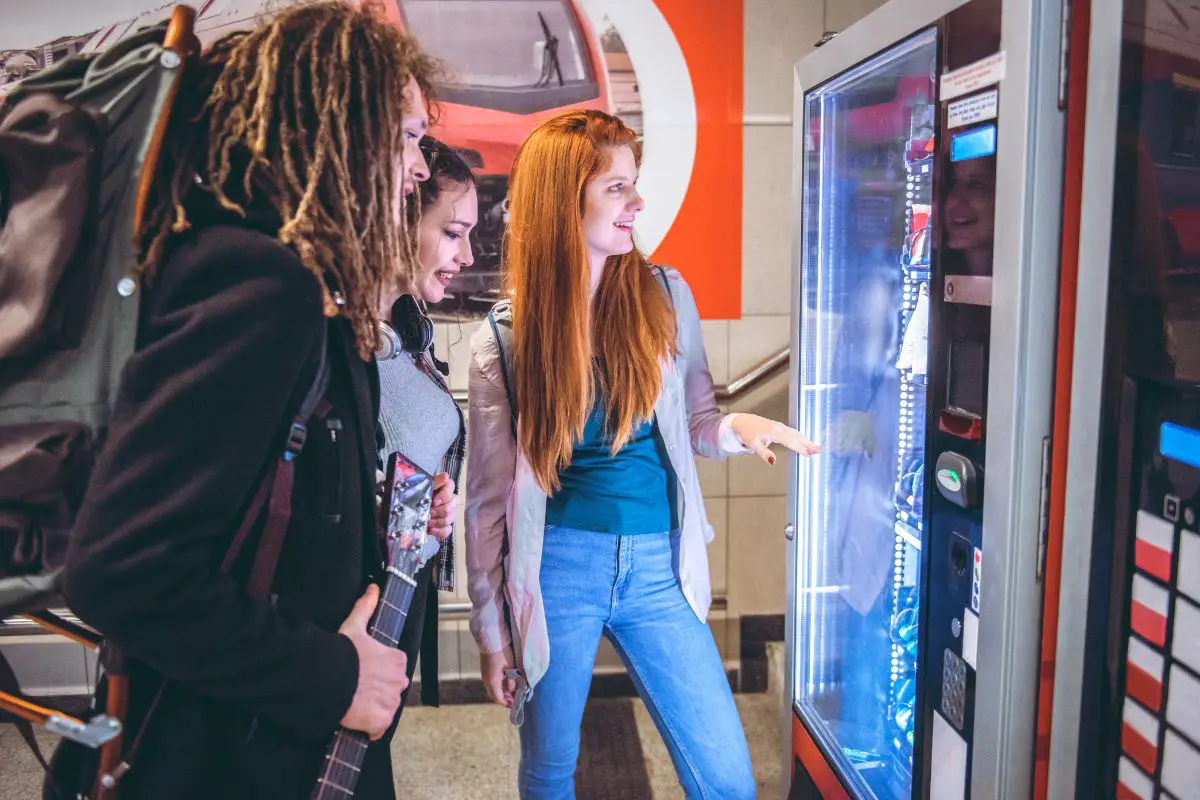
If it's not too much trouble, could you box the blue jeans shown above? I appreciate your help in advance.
[519,527,755,799]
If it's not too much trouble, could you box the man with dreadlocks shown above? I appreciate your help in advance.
[60,3,439,797]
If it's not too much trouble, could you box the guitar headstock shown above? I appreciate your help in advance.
[382,452,434,568]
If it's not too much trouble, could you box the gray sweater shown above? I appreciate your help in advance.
[377,351,459,476]
[377,350,461,564]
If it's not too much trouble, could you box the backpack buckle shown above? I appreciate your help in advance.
[284,420,308,461]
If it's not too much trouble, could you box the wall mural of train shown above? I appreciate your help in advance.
[2,0,644,319]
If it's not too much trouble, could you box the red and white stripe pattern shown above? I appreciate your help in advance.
[1122,697,1161,775]
[1117,755,1155,800]
[1132,574,1171,647]
[1135,510,1175,582]
[1126,636,1166,713]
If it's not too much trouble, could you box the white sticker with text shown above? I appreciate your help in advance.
[941,52,1007,102]
[947,89,999,129]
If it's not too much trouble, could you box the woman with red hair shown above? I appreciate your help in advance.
[465,110,817,797]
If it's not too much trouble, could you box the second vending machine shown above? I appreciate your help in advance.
[785,0,1069,796]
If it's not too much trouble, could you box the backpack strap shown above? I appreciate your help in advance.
[220,325,331,598]
[653,263,675,311]
[651,263,686,358]
[246,331,331,601]
[487,308,518,441]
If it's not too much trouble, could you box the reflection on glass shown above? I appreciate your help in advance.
[793,28,937,800]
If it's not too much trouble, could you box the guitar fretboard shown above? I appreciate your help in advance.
[310,542,422,798]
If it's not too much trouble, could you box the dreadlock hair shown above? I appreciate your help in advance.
[137,1,441,359]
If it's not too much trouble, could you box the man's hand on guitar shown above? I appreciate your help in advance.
[337,584,409,740]
[429,473,456,541]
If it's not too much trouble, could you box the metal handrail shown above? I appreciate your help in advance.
[716,347,790,401]
[449,346,791,406]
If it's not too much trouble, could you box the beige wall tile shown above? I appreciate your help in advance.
[729,314,791,379]
[729,447,790,497]
[455,624,485,682]
[437,620,462,682]
[701,320,730,386]
[696,453,729,498]
[744,0,825,116]
[825,0,889,35]
[706,496,729,596]
[707,612,735,662]
[727,496,790,616]
[739,125,796,316]
[742,125,796,316]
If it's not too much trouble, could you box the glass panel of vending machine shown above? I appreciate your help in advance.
[792,27,937,800]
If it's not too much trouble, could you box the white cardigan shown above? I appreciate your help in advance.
[464,267,747,701]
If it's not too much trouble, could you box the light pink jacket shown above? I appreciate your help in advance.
[464,267,747,697]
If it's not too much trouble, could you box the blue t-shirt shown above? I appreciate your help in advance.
[545,396,678,535]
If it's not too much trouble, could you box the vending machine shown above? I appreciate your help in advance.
[1048,1,1200,798]
[785,0,1069,797]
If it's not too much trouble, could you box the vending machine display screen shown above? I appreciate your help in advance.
[951,123,997,161]
[1160,422,1200,468]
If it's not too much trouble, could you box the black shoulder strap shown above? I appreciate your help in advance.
[487,309,518,441]
[220,323,330,582]
[653,265,684,356]
[286,326,333,458]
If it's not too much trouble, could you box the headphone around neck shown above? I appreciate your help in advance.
[378,294,434,360]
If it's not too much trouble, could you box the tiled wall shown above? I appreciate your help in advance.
[430,0,888,680]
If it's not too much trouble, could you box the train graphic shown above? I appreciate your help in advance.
[3,0,641,317]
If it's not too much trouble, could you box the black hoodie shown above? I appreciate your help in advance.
[61,193,392,798]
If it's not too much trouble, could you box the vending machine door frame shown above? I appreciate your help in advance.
[970,0,1067,796]
[1044,1,1120,797]
[785,0,1066,796]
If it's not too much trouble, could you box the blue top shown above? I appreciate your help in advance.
[546,395,677,535]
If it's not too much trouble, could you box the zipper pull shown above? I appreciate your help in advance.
[506,668,529,727]
[326,417,342,443]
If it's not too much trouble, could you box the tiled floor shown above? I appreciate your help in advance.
[1,645,788,799]
[388,692,786,799]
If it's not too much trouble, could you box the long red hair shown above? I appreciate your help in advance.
[504,110,676,493]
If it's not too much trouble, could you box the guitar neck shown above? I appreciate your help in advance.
[310,557,421,799]
[367,550,422,649]
[311,728,369,799]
